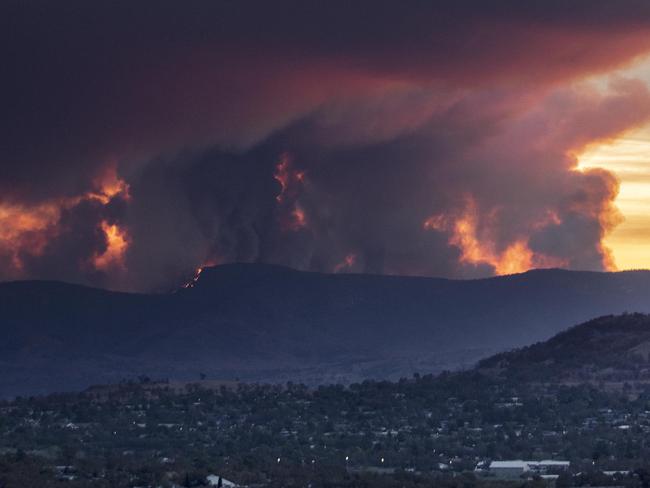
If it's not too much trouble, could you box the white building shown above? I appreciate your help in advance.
[488,460,531,478]
[206,474,242,487]
[487,460,570,478]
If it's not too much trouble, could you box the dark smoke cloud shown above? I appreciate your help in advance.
[2,0,650,290]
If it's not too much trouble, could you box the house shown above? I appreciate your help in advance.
[206,474,242,487]
[488,460,531,478]
[487,460,570,478]
[536,460,570,471]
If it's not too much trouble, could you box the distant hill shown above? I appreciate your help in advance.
[3,264,650,397]
[478,313,650,384]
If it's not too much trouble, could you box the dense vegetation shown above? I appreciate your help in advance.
[3,373,650,487]
[479,313,650,383]
[5,313,650,487]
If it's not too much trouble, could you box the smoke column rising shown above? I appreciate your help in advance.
[3,1,650,290]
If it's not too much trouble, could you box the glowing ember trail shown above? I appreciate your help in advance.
[183,266,204,288]
[183,258,219,288]
[334,253,357,273]
[93,221,129,270]
[424,196,567,275]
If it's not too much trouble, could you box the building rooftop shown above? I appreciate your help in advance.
[490,460,530,469]
[489,460,570,470]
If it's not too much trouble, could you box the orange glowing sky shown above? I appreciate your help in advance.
[93,221,129,270]
[423,197,568,276]
[578,56,650,270]
[0,165,131,277]
[7,1,650,290]
[579,130,650,270]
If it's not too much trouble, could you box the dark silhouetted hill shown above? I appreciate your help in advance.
[3,264,650,397]
[478,313,650,384]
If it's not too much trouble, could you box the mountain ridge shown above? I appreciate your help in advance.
[3,264,650,397]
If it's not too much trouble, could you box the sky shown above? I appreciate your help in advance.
[3,0,650,292]
[579,125,650,270]
[578,58,650,270]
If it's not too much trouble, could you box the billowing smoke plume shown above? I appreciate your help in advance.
[2,0,650,291]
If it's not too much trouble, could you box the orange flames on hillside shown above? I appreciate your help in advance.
[183,258,220,288]
[424,197,567,275]
[183,266,205,289]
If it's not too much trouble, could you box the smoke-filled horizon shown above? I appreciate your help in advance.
[4,0,650,291]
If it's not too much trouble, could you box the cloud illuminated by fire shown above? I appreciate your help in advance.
[0,202,60,271]
[334,253,357,273]
[274,152,309,232]
[424,196,567,275]
[88,166,132,271]
[274,152,292,203]
[93,221,129,270]
[285,204,307,231]
[0,165,131,275]
[87,165,131,204]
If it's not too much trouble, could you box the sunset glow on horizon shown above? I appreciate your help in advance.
[572,56,650,271]
[579,130,650,270]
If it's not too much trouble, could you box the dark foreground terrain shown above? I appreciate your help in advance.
[4,314,650,487]
[4,264,650,397]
